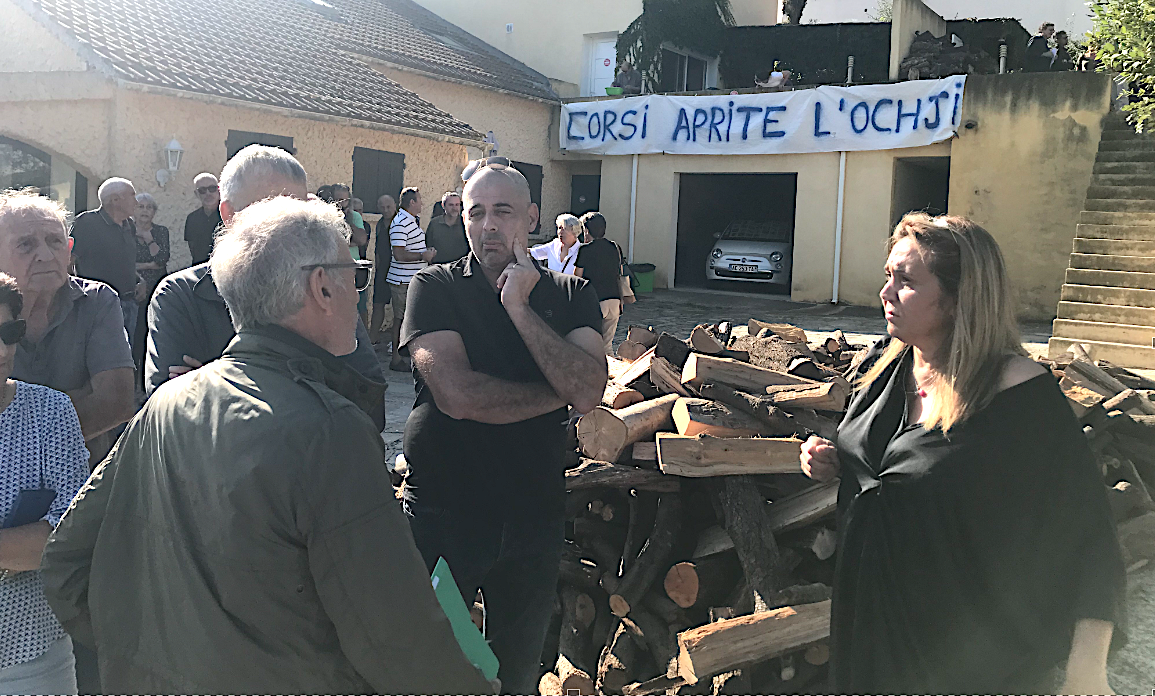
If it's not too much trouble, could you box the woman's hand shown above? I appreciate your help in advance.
[801,435,840,482]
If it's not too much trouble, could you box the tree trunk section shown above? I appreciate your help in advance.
[578,394,680,462]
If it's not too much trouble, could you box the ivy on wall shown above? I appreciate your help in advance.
[616,0,735,93]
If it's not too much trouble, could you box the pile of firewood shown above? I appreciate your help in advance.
[898,30,999,80]
[1041,344,1155,574]
[532,327,1155,696]
[537,320,866,695]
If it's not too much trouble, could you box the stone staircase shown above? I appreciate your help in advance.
[1049,116,1155,368]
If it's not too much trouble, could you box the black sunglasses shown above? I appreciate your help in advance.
[0,319,26,346]
[195,185,218,195]
[461,156,512,182]
[301,260,375,292]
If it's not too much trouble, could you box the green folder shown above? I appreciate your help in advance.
[431,557,500,681]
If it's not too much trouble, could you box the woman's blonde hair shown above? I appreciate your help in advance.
[859,213,1025,433]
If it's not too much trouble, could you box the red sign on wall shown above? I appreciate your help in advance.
[604,58,611,67]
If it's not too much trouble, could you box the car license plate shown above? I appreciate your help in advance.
[730,264,758,273]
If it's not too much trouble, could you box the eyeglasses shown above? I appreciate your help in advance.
[461,156,512,182]
[0,319,26,346]
[195,185,219,195]
[300,260,375,292]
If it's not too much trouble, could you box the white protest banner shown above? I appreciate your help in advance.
[560,76,966,156]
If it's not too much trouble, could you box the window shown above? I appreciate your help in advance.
[226,130,296,160]
[511,161,543,235]
[0,136,85,213]
[658,48,714,93]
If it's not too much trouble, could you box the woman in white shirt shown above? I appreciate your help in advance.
[530,214,583,274]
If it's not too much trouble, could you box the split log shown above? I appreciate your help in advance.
[650,356,693,397]
[578,394,680,463]
[1067,355,1155,415]
[829,330,851,353]
[786,357,826,381]
[654,333,692,370]
[712,475,787,610]
[604,382,645,409]
[682,353,816,392]
[631,441,658,464]
[558,586,596,694]
[697,382,797,436]
[566,458,680,493]
[663,554,743,609]
[539,670,563,695]
[765,582,832,611]
[1101,361,1155,390]
[692,525,735,559]
[618,340,649,363]
[617,348,657,387]
[672,398,769,438]
[657,434,803,478]
[675,600,832,685]
[690,326,726,354]
[766,480,839,533]
[621,491,659,576]
[621,674,687,696]
[608,356,631,382]
[1118,512,1155,568]
[748,319,808,343]
[597,621,638,694]
[627,325,659,349]
[712,668,752,695]
[1081,389,1143,430]
[731,334,814,371]
[765,378,850,412]
[609,493,683,617]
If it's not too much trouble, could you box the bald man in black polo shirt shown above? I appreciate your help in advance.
[400,163,607,694]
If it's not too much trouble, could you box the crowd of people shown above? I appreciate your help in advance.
[0,139,1127,694]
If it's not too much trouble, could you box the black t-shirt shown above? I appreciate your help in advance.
[399,254,602,516]
[1024,35,1053,72]
[574,238,622,302]
[184,207,222,265]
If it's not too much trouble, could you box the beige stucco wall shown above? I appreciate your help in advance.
[409,0,642,93]
[597,144,948,305]
[889,0,947,80]
[2,0,88,72]
[949,72,1111,320]
[373,67,569,240]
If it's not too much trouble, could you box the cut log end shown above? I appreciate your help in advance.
[609,593,632,617]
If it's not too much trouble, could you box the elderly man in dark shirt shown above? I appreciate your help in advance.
[146,145,386,426]
[184,173,222,265]
[402,162,607,693]
[424,191,469,264]
[70,177,140,344]
[0,190,135,464]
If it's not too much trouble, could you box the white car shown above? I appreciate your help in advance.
[706,220,792,287]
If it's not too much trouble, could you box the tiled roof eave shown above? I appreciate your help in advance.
[119,78,487,145]
[353,52,561,105]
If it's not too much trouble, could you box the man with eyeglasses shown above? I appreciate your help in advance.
[184,173,222,265]
[145,146,385,426]
[401,159,607,693]
[42,197,493,694]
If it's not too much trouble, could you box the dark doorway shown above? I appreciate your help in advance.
[675,173,797,293]
[891,157,950,227]
[353,147,406,215]
[225,130,296,160]
[74,172,88,214]
[570,175,601,217]
[512,161,543,234]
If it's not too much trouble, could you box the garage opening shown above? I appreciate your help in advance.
[891,157,950,227]
[675,173,797,293]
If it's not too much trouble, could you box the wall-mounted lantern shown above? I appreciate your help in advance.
[156,137,185,188]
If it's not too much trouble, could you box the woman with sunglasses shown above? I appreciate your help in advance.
[0,272,90,693]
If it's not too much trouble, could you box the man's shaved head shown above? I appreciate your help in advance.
[463,166,532,206]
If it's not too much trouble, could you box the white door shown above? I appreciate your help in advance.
[589,39,618,96]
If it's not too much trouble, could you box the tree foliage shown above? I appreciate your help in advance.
[1090,0,1155,130]
[781,0,808,25]
[616,0,735,93]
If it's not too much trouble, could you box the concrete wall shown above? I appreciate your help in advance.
[889,0,947,80]
[409,0,642,94]
[798,0,1091,38]
[595,142,948,305]
[2,0,88,72]
[374,67,569,238]
[949,72,1111,320]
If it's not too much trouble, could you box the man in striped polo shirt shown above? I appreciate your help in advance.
[386,187,436,371]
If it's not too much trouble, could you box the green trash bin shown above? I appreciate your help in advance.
[630,263,656,294]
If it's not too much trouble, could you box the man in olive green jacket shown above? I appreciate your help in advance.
[41,198,493,694]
